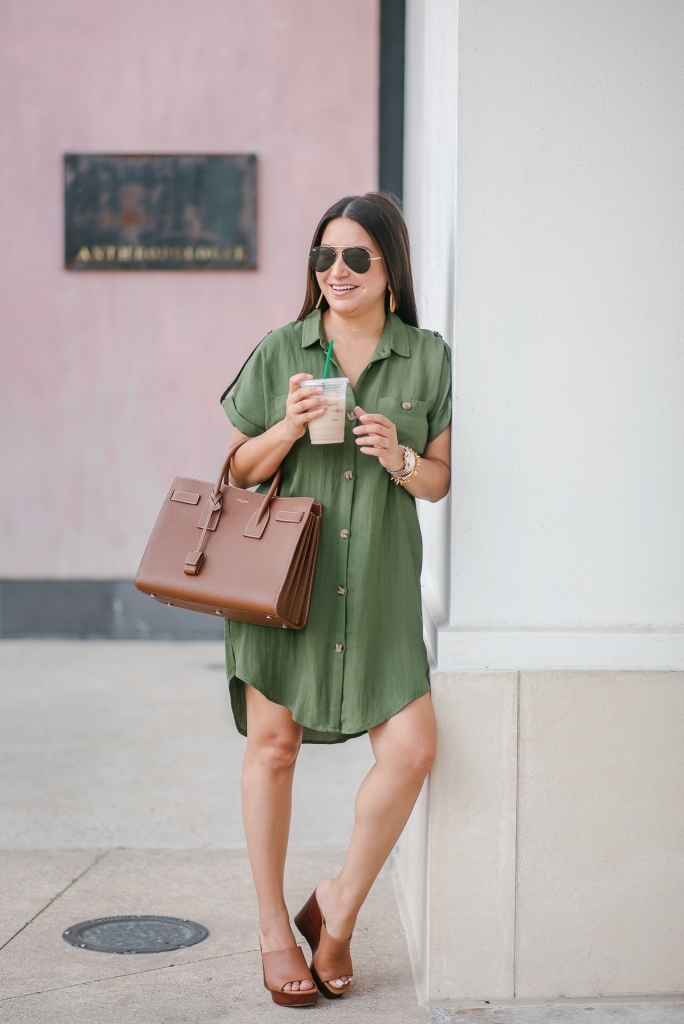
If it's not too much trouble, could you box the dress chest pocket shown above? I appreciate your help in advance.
[378,398,429,453]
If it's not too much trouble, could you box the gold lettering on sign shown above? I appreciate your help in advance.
[75,241,245,265]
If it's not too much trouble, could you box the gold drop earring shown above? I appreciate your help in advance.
[388,288,397,313]
[316,290,324,309]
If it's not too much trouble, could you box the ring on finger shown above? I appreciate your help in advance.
[382,436,389,449]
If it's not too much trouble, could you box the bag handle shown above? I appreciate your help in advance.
[184,439,283,575]
[214,439,282,538]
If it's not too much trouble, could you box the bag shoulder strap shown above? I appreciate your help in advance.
[219,330,273,405]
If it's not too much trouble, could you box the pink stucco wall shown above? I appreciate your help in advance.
[0,0,378,576]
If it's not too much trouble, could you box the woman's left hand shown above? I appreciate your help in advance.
[352,406,404,473]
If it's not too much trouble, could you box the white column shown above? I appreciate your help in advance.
[400,0,684,1005]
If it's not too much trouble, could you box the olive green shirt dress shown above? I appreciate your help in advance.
[221,309,452,743]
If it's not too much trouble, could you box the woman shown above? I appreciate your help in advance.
[221,192,451,1005]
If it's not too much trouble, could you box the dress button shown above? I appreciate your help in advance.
[347,411,356,421]
[335,643,344,653]
[339,528,350,539]
[344,470,354,481]
[402,401,412,410]
[337,586,346,595]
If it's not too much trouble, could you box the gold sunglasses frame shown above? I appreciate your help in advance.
[309,245,384,273]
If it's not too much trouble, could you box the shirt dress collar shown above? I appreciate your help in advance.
[301,309,411,360]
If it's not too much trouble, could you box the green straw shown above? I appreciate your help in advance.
[323,340,334,379]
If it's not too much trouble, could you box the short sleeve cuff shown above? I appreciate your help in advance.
[221,394,264,437]
[427,399,452,442]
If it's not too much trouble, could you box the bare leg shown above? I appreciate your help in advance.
[315,693,437,988]
[241,684,313,992]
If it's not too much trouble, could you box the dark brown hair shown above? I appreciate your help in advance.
[297,192,419,328]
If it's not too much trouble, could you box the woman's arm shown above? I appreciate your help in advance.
[227,373,326,487]
[227,382,451,501]
[353,409,451,502]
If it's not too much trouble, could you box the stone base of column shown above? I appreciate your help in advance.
[397,670,684,1004]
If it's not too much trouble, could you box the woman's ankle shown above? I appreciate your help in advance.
[259,910,295,952]
[316,877,358,940]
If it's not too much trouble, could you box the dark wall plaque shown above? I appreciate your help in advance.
[64,154,257,270]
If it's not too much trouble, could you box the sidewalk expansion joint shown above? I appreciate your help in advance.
[0,850,110,954]
[0,944,262,1003]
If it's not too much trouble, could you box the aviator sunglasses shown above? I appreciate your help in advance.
[309,245,383,275]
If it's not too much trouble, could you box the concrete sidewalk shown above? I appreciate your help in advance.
[0,642,681,1023]
[0,641,423,1022]
[0,640,375,849]
[1,847,425,1023]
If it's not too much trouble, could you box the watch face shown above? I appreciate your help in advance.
[404,448,416,473]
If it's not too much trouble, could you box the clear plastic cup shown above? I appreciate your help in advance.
[300,377,349,444]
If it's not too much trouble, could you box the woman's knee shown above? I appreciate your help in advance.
[371,699,438,779]
[249,731,301,773]
[379,733,436,780]
[244,685,302,772]
[407,734,437,777]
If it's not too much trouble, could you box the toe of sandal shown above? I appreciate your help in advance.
[313,922,353,999]
[295,889,354,999]
[261,945,318,1006]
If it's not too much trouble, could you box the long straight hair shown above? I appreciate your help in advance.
[297,192,419,328]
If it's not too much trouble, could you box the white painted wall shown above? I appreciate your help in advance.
[407,0,684,668]
[406,0,458,637]
[400,0,684,1004]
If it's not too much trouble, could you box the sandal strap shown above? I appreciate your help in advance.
[262,946,315,992]
[314,923,353,983]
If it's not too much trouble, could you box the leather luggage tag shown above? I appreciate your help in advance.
[171,491,200,505]
[275,511,304,523]
[184,550,204,575]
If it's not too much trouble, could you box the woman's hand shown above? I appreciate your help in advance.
[228,373,325,487]
[353,409,451,501]
[352,406,405,473]
[282,373,326,442]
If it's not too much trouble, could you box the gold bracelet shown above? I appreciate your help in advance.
[390,448,421,486]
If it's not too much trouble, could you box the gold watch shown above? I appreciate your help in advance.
[389,446,421,486]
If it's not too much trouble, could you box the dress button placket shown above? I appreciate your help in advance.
[333,389,356,732]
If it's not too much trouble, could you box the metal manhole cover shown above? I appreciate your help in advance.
[62,915,209,954]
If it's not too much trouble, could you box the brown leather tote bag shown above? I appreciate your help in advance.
[135,439,322,629]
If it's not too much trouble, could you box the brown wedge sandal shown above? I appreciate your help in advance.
[294,890,353,999]
[260,943,318,1006]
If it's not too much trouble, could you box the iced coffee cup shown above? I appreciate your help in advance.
[300,377,349,444]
